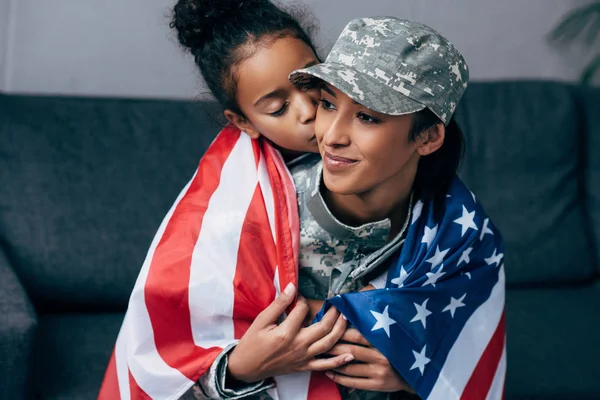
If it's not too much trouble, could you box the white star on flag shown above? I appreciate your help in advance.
[453,205,478,237]
[426,245,449,269]
[411,345,431,375]
[410,298,432,329]
[391,266,409,287]
[480,218,493,241]
[411,200,423,224]
[470,190,477,203]
[443,294,467,318]
[485,248,504,267]
[422,264,446,288]
[370,305,397,337]
[421,225,438,249]
[458,247,473,266]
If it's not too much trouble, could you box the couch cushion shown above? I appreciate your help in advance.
[455,82,595,286]
[580,86,600,273]
[505,285,600,399]
[32,313,123,400]
[0,95,222,311]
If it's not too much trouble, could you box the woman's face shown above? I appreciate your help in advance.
[315,83,423,198]
[229,36,320,154]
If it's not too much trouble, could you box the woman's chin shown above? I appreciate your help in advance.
[322,173,357,196]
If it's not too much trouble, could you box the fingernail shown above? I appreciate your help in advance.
[326,372,334,379]
[344,355,354,363]
[283,283,295,296]
[341,314,347,320]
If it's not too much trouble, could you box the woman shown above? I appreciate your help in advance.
[225,17,506,399]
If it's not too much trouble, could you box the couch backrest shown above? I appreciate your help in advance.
[455,82,598,286]
[580,86,600,274]
[0,95,222,312]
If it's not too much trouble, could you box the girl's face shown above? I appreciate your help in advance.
[226,37,320,155]
[315,84,443,199]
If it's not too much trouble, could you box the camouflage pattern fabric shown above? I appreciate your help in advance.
[290,17,469,125]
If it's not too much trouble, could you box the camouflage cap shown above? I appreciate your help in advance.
[290,17,469,124]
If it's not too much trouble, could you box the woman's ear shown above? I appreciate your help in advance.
[224,109,261,139]
[416,123,445,156]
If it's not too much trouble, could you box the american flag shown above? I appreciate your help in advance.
[321,179,506,399]
[98,125,505,400]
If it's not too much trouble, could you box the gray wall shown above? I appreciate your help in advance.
[0,0,593,99]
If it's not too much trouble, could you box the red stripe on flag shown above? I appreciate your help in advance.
[461,312,506,400]
[233,184,278,339]
[252,137,261,169]
[263,144,298,300]
[307,372,342,400]
[129,370,152,400]
[98,349,120,400]
[144,127,242,381]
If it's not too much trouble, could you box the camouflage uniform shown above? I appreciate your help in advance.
[290,154,411,301]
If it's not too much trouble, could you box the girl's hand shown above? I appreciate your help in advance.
[227,284,354,383]
[325,328,415,394]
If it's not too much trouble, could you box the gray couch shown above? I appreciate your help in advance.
[1,81,599,399]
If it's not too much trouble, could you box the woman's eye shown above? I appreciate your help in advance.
[270,102,288,117]
[319,99,336,111]
[357,112,380,124]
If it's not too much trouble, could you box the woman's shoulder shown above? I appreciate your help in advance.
[287,153,322,194]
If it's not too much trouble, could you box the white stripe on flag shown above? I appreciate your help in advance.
[485,343,507,400]
[274,372,312,400]
[189,134,259,348]
[428,265,506,400]
[257,148,277,245]
[124,172,198,399]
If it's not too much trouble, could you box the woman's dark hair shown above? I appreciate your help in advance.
[170,0,318,114]
[409,108,465,207]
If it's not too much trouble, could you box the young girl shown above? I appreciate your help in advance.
[98,1,404,400]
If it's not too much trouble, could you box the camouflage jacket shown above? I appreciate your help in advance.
[291,154,411,300]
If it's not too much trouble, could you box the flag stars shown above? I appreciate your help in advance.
[370,305,397,338]
[422,225,438,249]
[443,294,467,318]
[470,190,477,203]
[480,218,493,241]
[410,298,432,329]
[422,264,446,288]
[458,247,473,266]
[391,266,409,287]
[411,345,431,375]
[454,205,478,237]
[411,200,423,224]
[426,245,450,269]
[485,248,504,267]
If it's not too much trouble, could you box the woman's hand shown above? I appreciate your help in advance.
[227,283,354,383]
[325,328,415,394]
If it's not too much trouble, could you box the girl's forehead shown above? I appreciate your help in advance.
[236,37,317,104]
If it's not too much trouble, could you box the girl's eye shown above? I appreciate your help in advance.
[357,112,380,124]
[270,102,288,117]
[319,99,336,111]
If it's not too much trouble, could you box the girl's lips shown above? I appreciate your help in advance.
[323,152,358,171]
